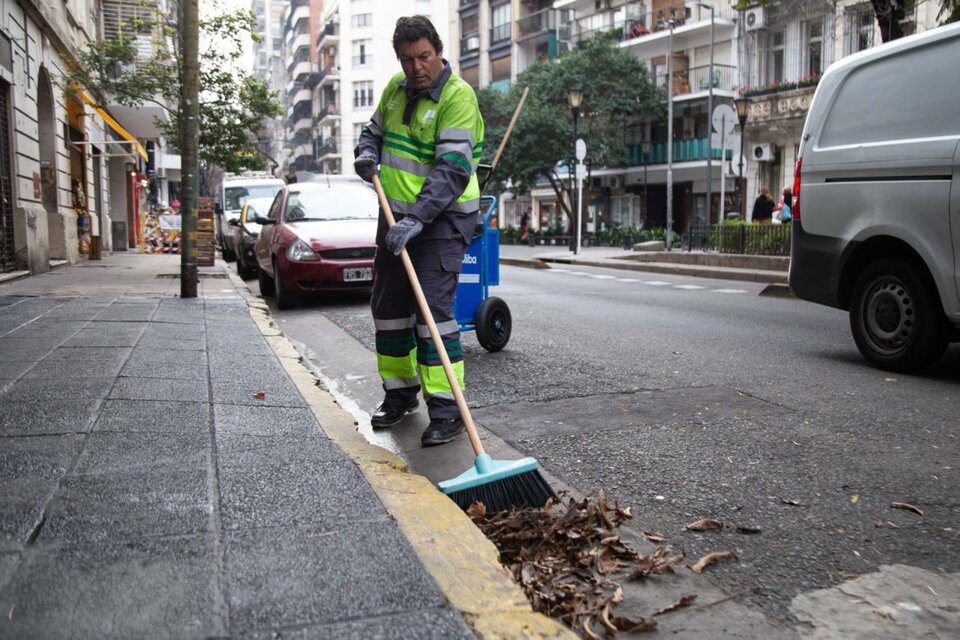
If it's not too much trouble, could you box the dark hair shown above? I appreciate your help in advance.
[393,16,443,56]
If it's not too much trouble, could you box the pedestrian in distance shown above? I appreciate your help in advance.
[519,209,530,244]
[775,186,793,224]
[354,15,485,447]
[751,186,775,223]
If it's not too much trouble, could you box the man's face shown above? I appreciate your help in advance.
[397,38,444,91]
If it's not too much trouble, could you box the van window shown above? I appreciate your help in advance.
[819,37,960,147]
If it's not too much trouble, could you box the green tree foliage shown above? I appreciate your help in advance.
[68,4,282,174]
[477,34,663,218]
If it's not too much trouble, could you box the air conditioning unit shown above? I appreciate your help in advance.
[752,143,773,161]
[465,35,480,51]
[744,7,765,31]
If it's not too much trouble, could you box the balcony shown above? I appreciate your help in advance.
[317,138,340,159]
[290,60,314,80]
[658,64,738,97]
[490,23,512,46]
[618,5,737,59]
[288,88,311,107]
[317,21,339,50]
[291,143,312,161]
[315,103,340,127]
[317,65,340,88]
[627,138,734,166]
[288,32,310,57]
[516,8,560,42]
[285,5,309,33]
[292,116,312,134]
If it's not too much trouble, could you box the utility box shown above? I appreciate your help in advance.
[112,221,128,251]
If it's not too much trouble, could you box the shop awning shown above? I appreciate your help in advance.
[73,86,148,160]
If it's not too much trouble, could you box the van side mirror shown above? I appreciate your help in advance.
[254,216,274,226]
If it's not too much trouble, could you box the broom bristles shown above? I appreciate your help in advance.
[446,469,556,512]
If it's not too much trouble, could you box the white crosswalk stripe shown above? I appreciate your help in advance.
[544,269,748,295]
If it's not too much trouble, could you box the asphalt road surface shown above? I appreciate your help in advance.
[243,261,960,628]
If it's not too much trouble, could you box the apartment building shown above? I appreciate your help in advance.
[738,0,944,216]
[451,0,950,234]
[282,0,323,180]
[253,0,291,174]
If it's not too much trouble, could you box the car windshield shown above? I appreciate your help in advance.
[225,184,282,211]
[242,197,275,223]
[284,186,378,222]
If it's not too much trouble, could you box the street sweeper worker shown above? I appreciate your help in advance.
[353,15,484,447]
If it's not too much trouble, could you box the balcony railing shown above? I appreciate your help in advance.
[460,32,480,55]
[317,138,339,158]
[315,103,340,125]
[627,138,734,165]
[572,4,736,46]
[490,23,511,44]
[517,8,558,39]
[656,64,737,95]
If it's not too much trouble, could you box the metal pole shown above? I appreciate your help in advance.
[666,12,674,250]
[576,162,583,254]
[719,116,727,223]
[570,112,577,252]
[702,3,715,224]
[180,0,199,297]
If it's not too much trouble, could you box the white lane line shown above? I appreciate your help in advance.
[674,284,706,290]
[591,275,617,280]
[713,288,748,294]
[616,278,639,282]
[644,281,672,286]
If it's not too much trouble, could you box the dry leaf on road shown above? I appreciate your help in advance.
[891,502,924,516]
[691,551,737,574]
[653,594,698,616]
[252,391,266,400]
[684,518,724,532]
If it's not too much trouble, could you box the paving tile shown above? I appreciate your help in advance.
[0,436,80,552]
[109,377,209,402]
[38,465,211,545]
[128,347,206,365]
[92,399,208,434]
[239,608,474,640]
[73,432,209,475]
[42,346,132,362]
[62,323,147,348]
[0,361,35,378]
[225,523,446,634]
[211,379,306,408]
[24,357,126,379]
[0,553,17,592]
[94,304,158,322]
[0,400,100,436]
[118,360,207,380]
[213,404,320,440]
[2,322,81,341]
[1,378,114,402]
[0,534,224,639]
[217,443,378,530]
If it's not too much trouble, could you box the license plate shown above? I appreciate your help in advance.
[343,267,373,282]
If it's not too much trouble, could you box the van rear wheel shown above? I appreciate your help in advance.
[849,257,947,372]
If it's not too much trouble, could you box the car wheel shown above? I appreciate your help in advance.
[258,262,275,297]
[849,257,947,372]
[221,240,236,262]
[475,297,511,352]
[237,254,254,280]
[273,259,298,310]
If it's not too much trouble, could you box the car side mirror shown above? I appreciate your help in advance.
[254,216,274,226]
[227,218,239,227]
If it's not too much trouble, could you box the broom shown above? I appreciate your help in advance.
[372,173,555,512]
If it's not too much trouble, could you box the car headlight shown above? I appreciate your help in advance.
[287,238,319,261]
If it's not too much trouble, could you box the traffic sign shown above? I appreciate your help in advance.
[575,139,586,162]
[712,104,736,135]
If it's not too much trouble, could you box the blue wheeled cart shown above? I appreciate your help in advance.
[453,194,511,352]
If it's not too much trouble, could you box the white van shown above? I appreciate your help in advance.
[216,174,285,261]
[789,22,960,372]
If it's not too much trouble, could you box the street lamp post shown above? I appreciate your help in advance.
[568,87,583,253]
[640,140,651,223]
[735,96,750,219]
[698,2,715,225]
[661,9,675,250]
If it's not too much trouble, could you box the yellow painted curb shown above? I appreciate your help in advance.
[247,306,574,639]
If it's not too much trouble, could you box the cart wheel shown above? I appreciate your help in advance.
[475,297,511,352]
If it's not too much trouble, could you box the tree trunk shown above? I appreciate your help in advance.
[180,0,199,297]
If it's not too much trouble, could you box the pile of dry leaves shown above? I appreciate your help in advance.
[468,491,688,637]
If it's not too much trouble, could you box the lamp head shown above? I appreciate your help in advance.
[567,87,583,111]
[735,96,750,126]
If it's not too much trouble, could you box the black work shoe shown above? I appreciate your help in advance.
[370,398,419,429]
[421,418,465,447]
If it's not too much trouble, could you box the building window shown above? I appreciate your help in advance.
[804,20,823,76]
[354,81,374,108]
[846,3,875,54]
[491,3,511,43]
[352,39,372,67]
[352,13,372,27]
[765,30,785,84]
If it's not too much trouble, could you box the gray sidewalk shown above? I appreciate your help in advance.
[497,243,790,287]
[0,253,563,639]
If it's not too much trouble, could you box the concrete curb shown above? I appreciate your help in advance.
[233,269,574,639]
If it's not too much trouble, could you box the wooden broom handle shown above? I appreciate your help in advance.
[488,86,529,175]
[372,175,485,456]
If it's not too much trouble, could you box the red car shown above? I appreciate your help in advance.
[253,176,378,309]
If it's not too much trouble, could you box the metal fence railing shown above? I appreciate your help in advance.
[683,222,792,256]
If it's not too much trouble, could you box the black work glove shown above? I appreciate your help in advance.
[385,217,423,255]
[354,155,378,182]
